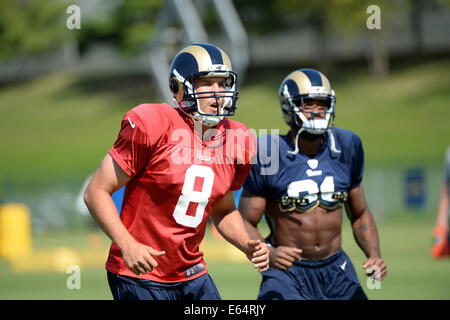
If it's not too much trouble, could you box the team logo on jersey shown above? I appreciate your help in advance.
[307,159,318,169]
[128,116,136,129]
[195,152,211,162]
[306,159,322,177]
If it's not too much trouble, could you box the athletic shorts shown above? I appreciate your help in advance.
[107,270,221,300]
[258,248,368,300]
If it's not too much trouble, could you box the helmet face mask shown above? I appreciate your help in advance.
[279,69,336,135]
[169,43,239,126]
[291,95,335,135]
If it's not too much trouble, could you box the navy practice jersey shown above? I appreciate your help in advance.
[243,128,364,212]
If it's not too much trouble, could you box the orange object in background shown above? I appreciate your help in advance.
[431,226,450,259]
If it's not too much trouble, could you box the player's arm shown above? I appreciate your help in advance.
[239,189,302,270]
[210,191,269,272]
[84,153,165,275]
[238,189,267,242]
[345,184,387,280]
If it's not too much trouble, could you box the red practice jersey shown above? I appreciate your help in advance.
[106,103,256,282]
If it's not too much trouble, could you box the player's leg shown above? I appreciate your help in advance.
[106,271,179,300]
[257,267,305,300]
[327,250,368,300]
[349,286,369,300]
[181,273,222,300]
[107,271,154,300]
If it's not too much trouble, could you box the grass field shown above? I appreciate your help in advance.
[0,214,448,300]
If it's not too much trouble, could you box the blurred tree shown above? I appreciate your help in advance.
[274,0,393,76]
[409,0,426,54]
[409,0,450,54]
[77,0,164,56]
[0,0,70,62]
[231,0,285,34]
[232,0,393,77]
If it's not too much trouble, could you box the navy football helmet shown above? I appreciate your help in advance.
[278,68,340,154]
[169,43,238,126]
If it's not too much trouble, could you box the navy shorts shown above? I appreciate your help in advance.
[107,271,221,300]
[258,248,368,300]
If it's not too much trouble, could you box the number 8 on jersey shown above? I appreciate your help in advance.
[172,165,215,228]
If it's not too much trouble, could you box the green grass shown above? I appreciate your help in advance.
[0,73,154,185]
[0,215,448,300]
[0,266,110,299]
[340,216,450,300]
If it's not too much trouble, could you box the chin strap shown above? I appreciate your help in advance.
[288,128,341,155]
[173,98,221,127]
[287,127,304,155]
[327,128,341,154]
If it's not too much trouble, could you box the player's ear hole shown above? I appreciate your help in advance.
[170,78,179,94]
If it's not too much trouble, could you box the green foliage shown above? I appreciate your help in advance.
[275,0,386,33]
[233,0,393,35]
[77,0,164,56]
[439,0,450,6]
[0,0,70,61]
[0,0,446,63]
[232,0,285,34]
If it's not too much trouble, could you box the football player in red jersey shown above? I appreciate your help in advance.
[84,43,269,300]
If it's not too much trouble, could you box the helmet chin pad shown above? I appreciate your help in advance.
[297,112,330,135]
[198,114,224,126]
[195,95,227,126]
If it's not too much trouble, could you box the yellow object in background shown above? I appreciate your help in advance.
[0,203,32,260]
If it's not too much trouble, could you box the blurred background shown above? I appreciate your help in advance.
[0,0,449,299]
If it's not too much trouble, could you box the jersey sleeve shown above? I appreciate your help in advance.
[242,159,267,196]
[350,134,365,189]
[242,135,271,197]
[109,110,154,177]
[229,127,257,191]
[230,163,253,191]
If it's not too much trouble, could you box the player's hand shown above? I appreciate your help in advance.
[245,239,270,272]
[269,246,303,270]
[121,241,166,275]
[362,257,387,281]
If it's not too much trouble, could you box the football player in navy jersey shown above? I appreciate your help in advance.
[239,68,387,300]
